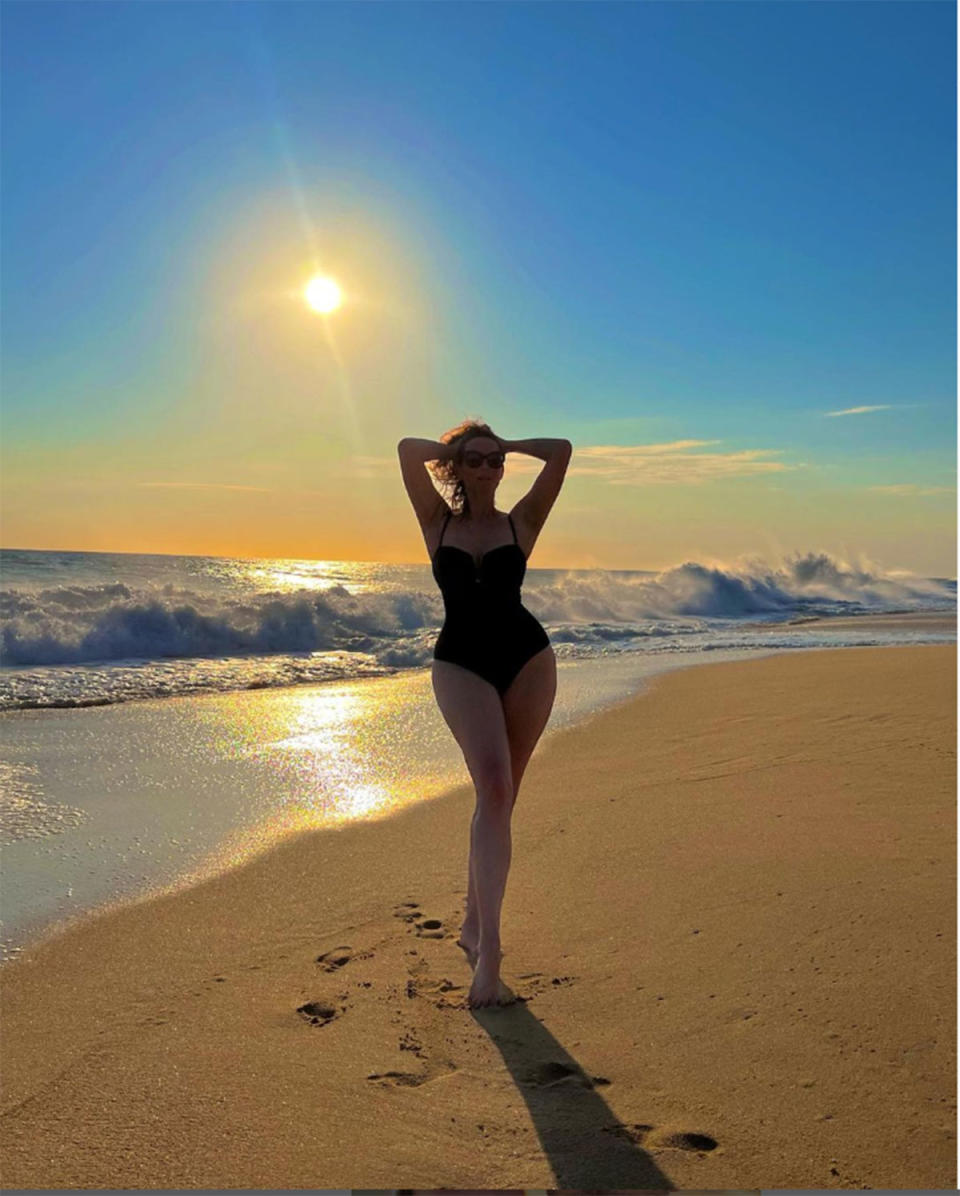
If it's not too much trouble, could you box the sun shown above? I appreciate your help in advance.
[304,275,342,315]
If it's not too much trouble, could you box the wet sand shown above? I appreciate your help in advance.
[786,610,956,634]
[1,643,955,1189]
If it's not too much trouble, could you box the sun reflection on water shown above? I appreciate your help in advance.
[230,557,413,596]
[194,675,445,834]
[269,686,402,822]
[161,669,465,902]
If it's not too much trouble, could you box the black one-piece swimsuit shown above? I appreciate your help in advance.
[432,510,551,697]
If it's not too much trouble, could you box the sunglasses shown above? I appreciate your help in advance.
[462,451,505,469]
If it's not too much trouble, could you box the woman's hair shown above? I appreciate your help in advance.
[427,418,502,517]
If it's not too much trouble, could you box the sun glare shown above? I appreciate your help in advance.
[304,275,342,314]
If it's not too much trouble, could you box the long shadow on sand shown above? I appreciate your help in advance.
[471,998,676,1190]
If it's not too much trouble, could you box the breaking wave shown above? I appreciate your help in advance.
[0,548,952,709]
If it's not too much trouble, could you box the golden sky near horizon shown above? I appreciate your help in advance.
[2,202,954,578]
[3,433,955,577]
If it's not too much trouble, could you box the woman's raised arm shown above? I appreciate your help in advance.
[505,437,572,538]
[396,437,452,464]
[500,437,572,462]
[397,438,453,526]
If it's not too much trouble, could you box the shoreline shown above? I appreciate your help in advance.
[1,643,955,1189]
[782,610,956,633]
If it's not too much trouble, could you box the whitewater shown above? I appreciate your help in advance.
[0,546,954,711]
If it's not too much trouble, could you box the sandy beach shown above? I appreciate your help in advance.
[1,643,955,1190]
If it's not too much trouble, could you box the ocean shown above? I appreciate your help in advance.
[1,546,955,711]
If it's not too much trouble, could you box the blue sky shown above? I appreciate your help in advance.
[2,1,956,572]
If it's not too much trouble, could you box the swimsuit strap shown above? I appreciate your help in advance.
[507,513,518,544]
[437,509,452,548]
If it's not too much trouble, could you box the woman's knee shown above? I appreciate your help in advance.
[472,768,514,811]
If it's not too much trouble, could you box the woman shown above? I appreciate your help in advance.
[397,420,572,1007]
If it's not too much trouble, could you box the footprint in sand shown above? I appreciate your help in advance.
[515,972,578,1000]
[315,945,374,972]
[657,1129,718,1152]
[393,902,421,923]
[315,946,353,971]
[399,1030,426,1057]
[366,1069,424,1087]
[367,1060,459,1088]
[296,999,347,1027]
[522,1061,600,1088]
[604,1122,655,1144]
[403,959,465,1006]
[604,1123,718,1153]
[414,918,445,939]
[393,902,450,939]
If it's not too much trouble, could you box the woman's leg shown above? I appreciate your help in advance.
[432,648,558,1006]
[432,662,514,1006]
[459,812,482,965]
[501,646,558,810]
[459,646,559,959]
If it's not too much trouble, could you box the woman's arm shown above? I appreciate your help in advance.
[500,437,572,462]
[507,438,572,542]
[396,437,455,464]
[397,438,454,527]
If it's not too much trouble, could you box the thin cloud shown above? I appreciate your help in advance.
[868,484,955,496]
[354,453,542,476]
[824,405,894,418]
[352,444,803,486]
[568,441,803,486]
[349,454,397,479]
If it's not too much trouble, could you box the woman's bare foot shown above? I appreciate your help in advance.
[467,949,505,1007]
